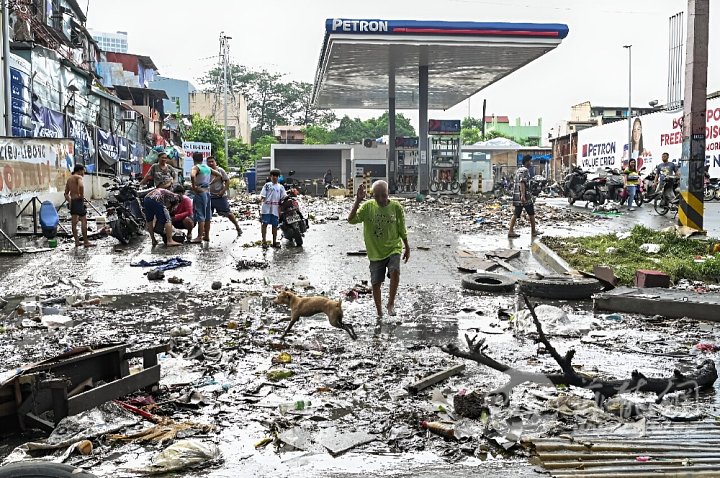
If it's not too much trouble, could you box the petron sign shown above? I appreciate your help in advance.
[326,19,569,38]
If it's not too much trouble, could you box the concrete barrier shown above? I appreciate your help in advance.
[530,240,576,275]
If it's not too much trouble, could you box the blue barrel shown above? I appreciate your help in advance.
[244,169,256,192]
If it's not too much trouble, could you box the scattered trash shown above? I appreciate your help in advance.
[266,370,294,382]
[407,364,465,395]
[600,313,623,322]
[421,421,456,439]
[130,257,192,271]
[168,276,184,284]
[211,281,222,290]
[694,342,719,353]
[147,269,165,281]
[139,439,221,474]
[236,259,268,270]
[639,243,662,254]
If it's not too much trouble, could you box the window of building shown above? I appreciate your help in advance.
[171,96,180,103]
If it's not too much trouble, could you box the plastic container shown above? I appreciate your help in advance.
[48,238,58,248]
[278,400,312,414]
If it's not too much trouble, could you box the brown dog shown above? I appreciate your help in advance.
[274,290,357,340]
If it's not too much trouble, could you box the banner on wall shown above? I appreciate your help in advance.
[577,97,720,176]
[67,116,95,170]
[0,137,75,204]
[181,141,211,178]
[31,104,65,138]
[97,128,119,167]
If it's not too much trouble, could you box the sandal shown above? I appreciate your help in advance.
[531,230,544,236]
[507,233,520,238]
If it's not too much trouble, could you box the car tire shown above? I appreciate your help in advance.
[517,276,602,300]
[0,462,98,478]
[461,272,517,292]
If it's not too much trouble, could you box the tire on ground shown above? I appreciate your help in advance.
[0,462,98,478]
[461,272,517,292]
[517,276,602,300]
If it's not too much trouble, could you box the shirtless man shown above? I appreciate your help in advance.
[64,164,95,247]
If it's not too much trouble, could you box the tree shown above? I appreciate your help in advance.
[288,81,336,127]
[332,112,416,143]
[250,135,278,165]
[184,115,227,169]
[303,125,334,145]
[461,127,481,145]
[462,116,484,130]
[227,137,253,171]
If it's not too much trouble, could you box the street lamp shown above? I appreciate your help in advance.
[623,45,632,161]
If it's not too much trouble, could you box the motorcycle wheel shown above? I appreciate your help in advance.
[567,196,575,205]
[634,194,643,207]
[714,188,720,201]
[112,220,131,245]
[450,181,461,194]
[704,187,715,201]
[596,194,606,206]
[293,224,303,246]
[429,181,439,193]
[654,197,670,216]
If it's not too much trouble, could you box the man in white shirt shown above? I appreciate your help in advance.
[260,169,287,248]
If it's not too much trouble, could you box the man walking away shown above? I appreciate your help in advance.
[260,169,287,248]
[190,152,222,244]
[171,184,195,241]
[508,155,541,238]
[64,164,95,248]
[207,156,242,236]
[348,180,410,317]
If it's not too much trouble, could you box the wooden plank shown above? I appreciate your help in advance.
[67,365,160,416]
[487,248,521,260]
[406,364,466,395]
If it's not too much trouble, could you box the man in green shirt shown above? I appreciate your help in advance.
[348,180,410,317]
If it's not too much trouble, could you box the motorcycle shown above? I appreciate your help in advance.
[282,170,307,196]
[653,175,681,216]
[529,175,549,197]
[602,167,625,203]
[618,166,645,208]
[642,171,659,203]
[560,166,606,206]
[704,176,720,202]
[278,191,309,246]
[103,179,150,244]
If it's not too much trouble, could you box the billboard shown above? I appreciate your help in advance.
[182,141,211,178]
[577,97,720,176]
[0,137,75,204]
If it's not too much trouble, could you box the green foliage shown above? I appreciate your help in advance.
[543,225,718,285]
[333,112,415,143]
[184,114,227,169]
[462,117,484,130]
[461,127,481,145]
[227,138,253,171]
[251,135,278,164]
[303,125,334,145]
[201,64,335,139]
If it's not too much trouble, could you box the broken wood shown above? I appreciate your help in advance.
[441,295,718,404]
[406,364,466,395]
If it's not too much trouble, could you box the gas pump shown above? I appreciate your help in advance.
[394,136,419,193]
[428,120,461,194]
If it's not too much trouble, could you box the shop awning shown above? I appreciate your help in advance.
[313,19,568,109]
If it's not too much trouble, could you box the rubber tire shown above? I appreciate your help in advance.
[429,181,439,193]
[567,196,575,205]
[450,181,461,194]
[294,234,303,247]
[654,197,670,216]
[112,220,130,245]
[634,194,643,207]
[517,276,602,300]
[595,194,606,205]
[704,187,715,201]
[461,272,517,292]
[0,462,98,478]
[715,188,720,201]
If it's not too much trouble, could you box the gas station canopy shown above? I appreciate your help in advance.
[313,19,569,109]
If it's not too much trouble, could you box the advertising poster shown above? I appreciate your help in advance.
[0,137,75,204]
[577,97,720,176]
[181,141,211,178]
[67,116,95,169]
[31,103,65,138]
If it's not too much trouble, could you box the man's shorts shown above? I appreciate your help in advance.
[369,253,401,285]
[172,217,193,230]
[211,196,231,216]
[70,198,86,217]
[143,197,170,227]
[261,214,279,227]
[192,191,212,223]
[514,203,535,218]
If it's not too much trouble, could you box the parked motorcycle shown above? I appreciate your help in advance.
[561,166,606,206]
[103,179,150,244]
[642,170,659,203]
[618,166,645,208]
[704,176,720,201]
[602,167,625,203]
[278,191,308,246]
[282,170,307,196]
[653,175,681,216]
[529,175,549,197]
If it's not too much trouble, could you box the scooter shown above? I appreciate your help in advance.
[603,167,625,203]
[561,166,606,206]
[653,176,681,216]
[103,179,150,244]
[618,166,645,208]
[39,201,59,239]
[278,192,309,246]
[282,170,306,196]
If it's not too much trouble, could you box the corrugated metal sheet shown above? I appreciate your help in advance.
[526,420,720,477]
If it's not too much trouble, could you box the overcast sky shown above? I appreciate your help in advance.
[87,0,718,140]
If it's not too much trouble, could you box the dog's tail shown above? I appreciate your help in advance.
[336,297,343,308]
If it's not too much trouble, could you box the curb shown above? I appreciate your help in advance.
[531,240,576,275]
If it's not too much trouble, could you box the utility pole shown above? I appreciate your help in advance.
[220,32,231,163]
[623,45,632,160]
[1,0,12,136]
[678,0,709,232]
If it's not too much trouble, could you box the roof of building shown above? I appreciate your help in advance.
[485,116,510,123]
[313,18,568,109]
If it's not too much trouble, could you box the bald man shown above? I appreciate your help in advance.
[348,180,410,317]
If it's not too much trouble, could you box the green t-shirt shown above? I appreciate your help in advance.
[624,169,640,186]
[349,200,407,261]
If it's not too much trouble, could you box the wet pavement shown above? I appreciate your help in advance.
[0,195,719,477]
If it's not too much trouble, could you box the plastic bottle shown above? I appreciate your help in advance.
[278,400,312,414]
[420,420,456,439]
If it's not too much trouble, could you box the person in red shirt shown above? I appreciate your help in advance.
[171,184,194,241]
